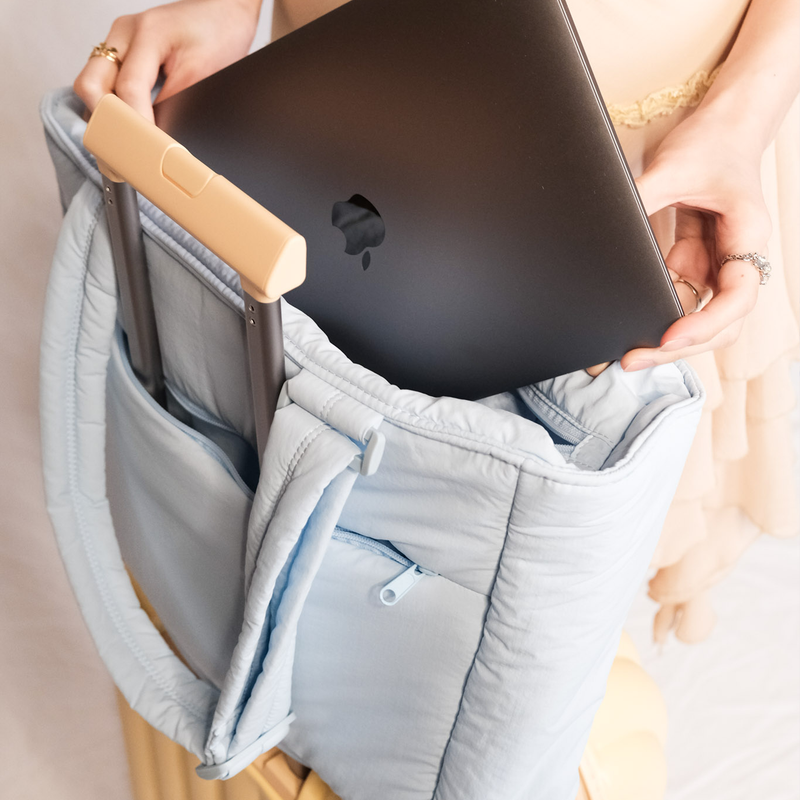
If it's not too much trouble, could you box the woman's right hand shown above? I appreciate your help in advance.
[74,0,263,123]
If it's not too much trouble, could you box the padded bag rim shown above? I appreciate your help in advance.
[40,87,704,478]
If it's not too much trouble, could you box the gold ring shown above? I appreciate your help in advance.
[89,42,122,67]
[675,278,703,313]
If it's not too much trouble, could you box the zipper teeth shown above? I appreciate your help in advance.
[520,389,585,446]
[332,528,413,567]
[545,424,582,446]
[332,528,437,577]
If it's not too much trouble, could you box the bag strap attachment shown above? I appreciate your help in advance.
[202,370,386,778]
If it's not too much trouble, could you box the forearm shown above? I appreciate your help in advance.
[234,0,263,14]
[694,0,800,152]
[271,0,348,39]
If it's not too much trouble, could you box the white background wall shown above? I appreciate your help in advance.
[0,2,272,797]
[0,1,797,799]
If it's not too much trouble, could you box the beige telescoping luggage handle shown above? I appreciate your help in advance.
[83,93,307,459]
[84,93,306,303]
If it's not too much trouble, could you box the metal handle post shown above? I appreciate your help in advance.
[102,176,166,407]
[243,293,286,462]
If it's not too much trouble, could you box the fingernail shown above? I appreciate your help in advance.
[624,359,656,372]
[660,337,691,352]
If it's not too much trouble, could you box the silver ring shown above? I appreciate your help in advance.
[720,252,771,286]
[675,278,702,313]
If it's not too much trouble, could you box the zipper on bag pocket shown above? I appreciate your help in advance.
[332,527,436,606]
[380,564,433,606]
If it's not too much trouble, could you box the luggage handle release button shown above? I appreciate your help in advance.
[161,145,214,198]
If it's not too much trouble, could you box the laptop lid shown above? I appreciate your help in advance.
[154,0,682,399]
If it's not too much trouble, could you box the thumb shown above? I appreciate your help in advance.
[635,158,684,217]
[714,194,772,268]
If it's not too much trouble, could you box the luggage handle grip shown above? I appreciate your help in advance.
[83,93,306,304]
[84,92,308,458]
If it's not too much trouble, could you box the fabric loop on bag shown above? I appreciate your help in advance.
[205,403,364,771]
[286,368,385,445]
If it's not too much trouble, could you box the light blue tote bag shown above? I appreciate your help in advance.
[39,88,704,800]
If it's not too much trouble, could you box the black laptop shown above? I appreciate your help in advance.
[154,0,682,400]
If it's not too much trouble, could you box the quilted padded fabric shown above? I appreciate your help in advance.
[40,88,704,800]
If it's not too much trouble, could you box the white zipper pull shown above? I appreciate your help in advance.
[380,564,432,606]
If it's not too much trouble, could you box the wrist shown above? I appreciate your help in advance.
[689,0,800,155]
[230,0,263,23]
[693,71,793,155]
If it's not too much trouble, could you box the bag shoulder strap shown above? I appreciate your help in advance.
[40,180,218,758]
[201,371,386,778]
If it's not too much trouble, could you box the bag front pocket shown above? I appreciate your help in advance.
[280,527,489,800]
[106,326,253,688]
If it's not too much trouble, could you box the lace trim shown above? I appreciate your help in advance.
[607,64,723,128]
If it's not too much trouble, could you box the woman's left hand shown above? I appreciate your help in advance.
[587,0,800,377]
[618,108,771,372]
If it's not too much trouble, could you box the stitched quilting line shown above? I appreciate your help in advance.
[522,385,616,449]
[256,466,358,739]
[225,422,340,751]
[251,422,328,542]
[430,464,524,799]
[319,389,344,421]
[252,422,329,588]
[45,93,703,482]
[282,330,696,481]
[321,391,348,428]
[237,424,328,693]
[63,191,210,723]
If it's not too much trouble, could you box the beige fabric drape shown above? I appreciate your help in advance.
[569,0,799,642]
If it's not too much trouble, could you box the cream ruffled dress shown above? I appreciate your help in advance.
[272,0,800,643]
[568,0,800,643]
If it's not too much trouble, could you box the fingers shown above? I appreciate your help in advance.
[73,1,261,122]
[623,139,772,371]
[73,13,168,122]
[154,59,206,104]
[620,244,766,372]
[659,197,768,345]
[115,31,169,122]
[585,362,611,377]
[623,316,745,371]
[672,276,708,315]
[715,195,773,264]
[635,157,686,217]
[73,16,135,114]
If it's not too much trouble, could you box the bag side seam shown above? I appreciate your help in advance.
[429,463,525,800]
